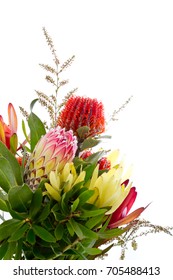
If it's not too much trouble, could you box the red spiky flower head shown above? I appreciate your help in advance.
[57,96,105,138]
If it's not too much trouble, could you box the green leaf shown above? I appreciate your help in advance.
[0,198,8,211]
[54,223,64,240]
[78,224,98,239]
[0,141,23,186]
[28,112,46,152]
[71,198,79,212]
[32,225,56,243]
[0,156,18,193]
[10,133,18,154]
[0,219,23,240]
[66,221,74,236]
[85,151,105,164]
[77,126,89,138]
[0,242,8,260]
[26,228,36,245]
[84,247,102,255]
[85,214,106,229]
[30,98,38,111]
[22,120,30,143]
[8,223,29,242]
[3,241,16,260]
[8,184,33,212]
[81,208,107,218]
[78,190,94,207]
[68,219,84,239]
[80,137,101,151]
[98,228,125,239]
[36,203,50,222]
[29,188,43,218]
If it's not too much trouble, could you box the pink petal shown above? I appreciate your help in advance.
[8,103,17,133]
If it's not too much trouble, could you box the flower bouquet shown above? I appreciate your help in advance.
[0,28,172,260]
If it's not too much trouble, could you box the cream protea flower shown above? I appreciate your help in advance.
[45,162,86,201]
[85,150,133,214]
[24,127,77,190]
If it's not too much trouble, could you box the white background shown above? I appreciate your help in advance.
[0,0,173,263]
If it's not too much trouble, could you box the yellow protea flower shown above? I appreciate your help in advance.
[45,162,86,201]
[86,150,132,214]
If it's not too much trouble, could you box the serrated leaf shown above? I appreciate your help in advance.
[0,142,23,186]
[28,112,46,152]
[8,223,29,242]
[29,188,43,218]
[0,156,18,193]
[32,225,56,243]
[54,223,64,240]
[8,184,33,212]
[80,137,101,151]
[0,219,23,240]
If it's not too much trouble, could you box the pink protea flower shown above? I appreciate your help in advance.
[108,181,145,228]
[0,103,18,151]
[24,127,77,190]
[57,96,105,138]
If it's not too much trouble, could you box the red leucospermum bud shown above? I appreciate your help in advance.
[57,96,105,138]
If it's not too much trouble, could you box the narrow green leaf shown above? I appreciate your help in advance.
[0,242,8,259]
[68,219,84,239]
[28,112,46,152]
[98,228,125,239]
[29,188,43,218]
[30,98,38,111]
[85,151,105,164]
[0,156,17,193]
[8,184,33,212]
[81,208,107,218]
[32,225,56,243]
[3,241,16,260]
[22,120,30,143]
[0,219,23,240]
[0,141,23,186]
[10,133,18,154]
[85,214,106,229]
[78,223,98,239]
[8,223,29,242]
[26,228,36,245]
[36,203,50,222]
[78,190,94,207]
[67,221,74,236]
[84,247,102,255]
[0,198,8,211]
[54,223,64,240]
[71,198,79,212]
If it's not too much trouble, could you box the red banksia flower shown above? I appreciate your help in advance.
[57,96,105,138]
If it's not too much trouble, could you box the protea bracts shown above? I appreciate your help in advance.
[24,127,77,190]
[57,96,105,138]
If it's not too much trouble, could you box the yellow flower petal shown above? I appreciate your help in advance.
[45,182,61,201]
